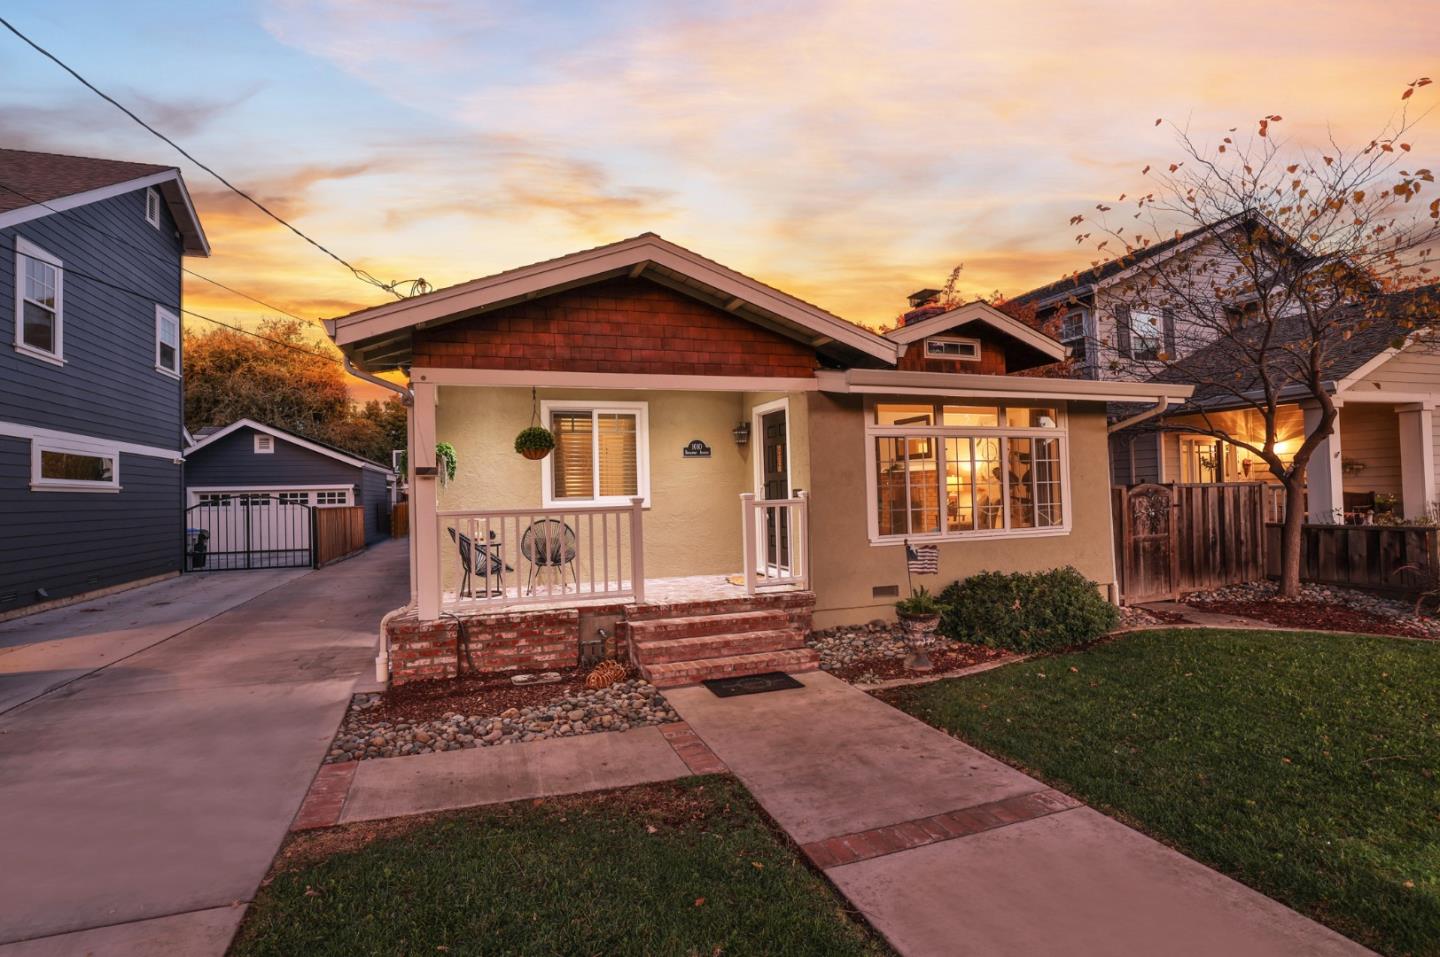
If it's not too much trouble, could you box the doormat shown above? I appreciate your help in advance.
[702,671,804,697]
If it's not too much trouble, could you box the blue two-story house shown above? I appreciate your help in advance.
[0,148,209,618]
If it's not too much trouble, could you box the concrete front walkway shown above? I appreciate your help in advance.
[665,671,1371,957]
[0,542,408,956]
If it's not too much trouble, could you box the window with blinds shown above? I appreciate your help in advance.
[546,403,647,504]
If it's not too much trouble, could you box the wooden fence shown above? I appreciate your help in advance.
[1263,523,1439,593]
[315,506,366,567]
[1113,483,1266,603]
[391,501,409,538]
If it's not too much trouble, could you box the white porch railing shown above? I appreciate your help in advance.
[436,497,645,612]
[740,491,809,594]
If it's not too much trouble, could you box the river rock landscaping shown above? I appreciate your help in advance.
[807,620,1011,684]
[1187,580,1440,639]
[326,671,679,763]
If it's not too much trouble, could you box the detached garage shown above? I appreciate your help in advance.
[183,419,395,570]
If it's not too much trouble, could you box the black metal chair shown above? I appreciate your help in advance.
[520,519,579,594]
[448,526,511,597]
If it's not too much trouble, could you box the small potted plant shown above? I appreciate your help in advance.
[895,586,943,671]
[514,426,556,461]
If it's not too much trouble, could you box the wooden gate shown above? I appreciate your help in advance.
[1113,484,1178,602]
[1113,482,1268,603]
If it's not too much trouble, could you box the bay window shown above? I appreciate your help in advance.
[541,401,649,506]
[869,401,1067,541]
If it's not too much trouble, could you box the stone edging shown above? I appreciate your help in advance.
[857,654,1031,691]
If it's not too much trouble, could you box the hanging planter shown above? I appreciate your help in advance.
[515,426,555,460]
[516,387,556,460]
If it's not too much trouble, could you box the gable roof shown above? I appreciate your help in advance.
[1149,284,1439,410]
[327,233,898,370]
[184,418,392,474]
[0,148,209,256]
[884,299,1066,360]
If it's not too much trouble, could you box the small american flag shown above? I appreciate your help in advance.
[905,540,939,575]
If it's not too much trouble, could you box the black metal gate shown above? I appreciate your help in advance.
[184,494,315,571]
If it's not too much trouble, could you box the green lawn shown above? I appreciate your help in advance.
[882,629,1440,957]
[231,776,887,957]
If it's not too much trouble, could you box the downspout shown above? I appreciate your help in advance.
[342,354,413,685]
[1107,395,1173,434]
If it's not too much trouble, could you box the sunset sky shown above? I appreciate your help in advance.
[2,1,1437,398]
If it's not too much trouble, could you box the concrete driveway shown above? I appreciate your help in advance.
[0,542,407,956]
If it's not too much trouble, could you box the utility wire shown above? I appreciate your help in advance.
[0,180,311,324]
[0,13,411,300]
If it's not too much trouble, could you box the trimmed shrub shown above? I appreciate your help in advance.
[938,567,1118,654]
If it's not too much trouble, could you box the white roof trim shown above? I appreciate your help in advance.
[1332,331,1428,393]
[885,300,1065,359]
[183,418,392,473]
[0,169,210,257]
[818,368,1194,404]
[327,234,897,364]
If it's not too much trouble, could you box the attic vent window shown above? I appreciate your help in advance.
[145,187,161,228]
[924,337,980,361]
[254,434,275,454]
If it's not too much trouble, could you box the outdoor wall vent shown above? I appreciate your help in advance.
[872,584,900,598]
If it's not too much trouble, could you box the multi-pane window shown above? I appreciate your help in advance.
[314,490,349,506]
[198,493,232,506]
[1129,310,1163,360]
[544,402,648,505]
[870,401,1066,540]
[277,491,310,505]
[156,306,180,376]
[923,337,980,361]
[15,238,62,361]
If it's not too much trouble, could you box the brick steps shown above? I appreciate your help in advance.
[627,604,816,688]
[643,648,821,689]
[634,628,802,664]
[629,609,791,642]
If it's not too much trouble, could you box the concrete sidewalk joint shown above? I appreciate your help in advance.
[291,762,358,832]
[802,788,1083,870]
[660,720,729,775]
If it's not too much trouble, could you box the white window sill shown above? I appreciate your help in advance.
[869,525,1071,547]
[31,482,121,494]
[543,498,651,510]
[155,364,181,380]
[15,344,64,367]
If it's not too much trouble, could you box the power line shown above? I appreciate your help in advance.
[0,13,411,300]
[0,179,311,324]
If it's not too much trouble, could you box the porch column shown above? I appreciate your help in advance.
[412,381,442,621]
[1398,403,1436,521]
[1303,400,1344,523]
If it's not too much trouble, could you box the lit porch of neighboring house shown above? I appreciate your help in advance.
[1119,396,1437,524]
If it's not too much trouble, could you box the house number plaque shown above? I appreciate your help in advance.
[682,439,712,458]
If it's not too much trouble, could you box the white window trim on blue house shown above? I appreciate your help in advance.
[155,305,181,378]
[14,236,64,367]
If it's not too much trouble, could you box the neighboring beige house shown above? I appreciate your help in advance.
[1012,221,1440,524]
[327,234,1188,686]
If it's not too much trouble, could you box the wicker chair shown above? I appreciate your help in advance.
[520,519,579,593]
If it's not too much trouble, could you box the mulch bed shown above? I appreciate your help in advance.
[371,667,593,724]
[1189,600,1434,639]
[824,643,1011,683]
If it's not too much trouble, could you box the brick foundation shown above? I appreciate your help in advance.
[386,607,588,684]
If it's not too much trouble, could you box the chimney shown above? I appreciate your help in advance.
[901,288,945,326]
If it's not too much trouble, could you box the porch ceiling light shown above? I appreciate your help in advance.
[732,422,751,445]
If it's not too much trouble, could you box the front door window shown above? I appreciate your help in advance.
[760,409,790,567]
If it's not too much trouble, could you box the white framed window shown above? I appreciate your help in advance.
[314,490,350,506]
[277,491,309,505]
[14,237,64,365]
[1129,309,1163,360]
[145,187,162,228]
[155,305,180,377]
[31,438,119,493]
[254,434,275,454]
[198,492,232,506]
[866,400,1068,544]
[924,337,981,362]
[540,400,650,507]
